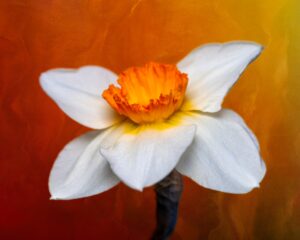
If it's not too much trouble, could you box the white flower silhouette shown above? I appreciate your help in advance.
[40,41,266,200]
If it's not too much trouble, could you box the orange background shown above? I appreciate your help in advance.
[1,0,300,239]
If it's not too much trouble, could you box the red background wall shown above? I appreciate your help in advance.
[1,0,300,239]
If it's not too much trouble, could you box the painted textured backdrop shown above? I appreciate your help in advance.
[1,0,300,239]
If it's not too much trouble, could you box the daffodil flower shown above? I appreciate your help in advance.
[40,41,266,200]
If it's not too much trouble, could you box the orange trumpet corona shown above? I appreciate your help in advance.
[102,62,188,124]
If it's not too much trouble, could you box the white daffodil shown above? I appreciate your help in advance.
[40,41,266,200]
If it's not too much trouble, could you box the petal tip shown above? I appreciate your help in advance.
[39,72,49,89]
[223,41,263,59]
[242,181,261,194]
[49,190,69,200]
[240,41,263,57]
[251,43,264,57]
[135,187,144,192]
[50,195,59,200]
[122,179,144,192]
[39,71,55,95]
[124,182,144,192]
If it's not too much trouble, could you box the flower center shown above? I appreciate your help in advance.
[102,62,188,124]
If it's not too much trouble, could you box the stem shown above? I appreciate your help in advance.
[151,170,183,240]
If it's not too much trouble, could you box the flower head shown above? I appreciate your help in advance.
[40,41,266,200]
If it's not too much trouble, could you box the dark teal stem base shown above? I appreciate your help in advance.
[151,170,183,240]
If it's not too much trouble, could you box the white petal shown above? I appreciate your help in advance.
[40,66,121,129]
[176,110,266,194]
[177,42,263,112]
[100,122,196,191]
[49,130,120,200]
